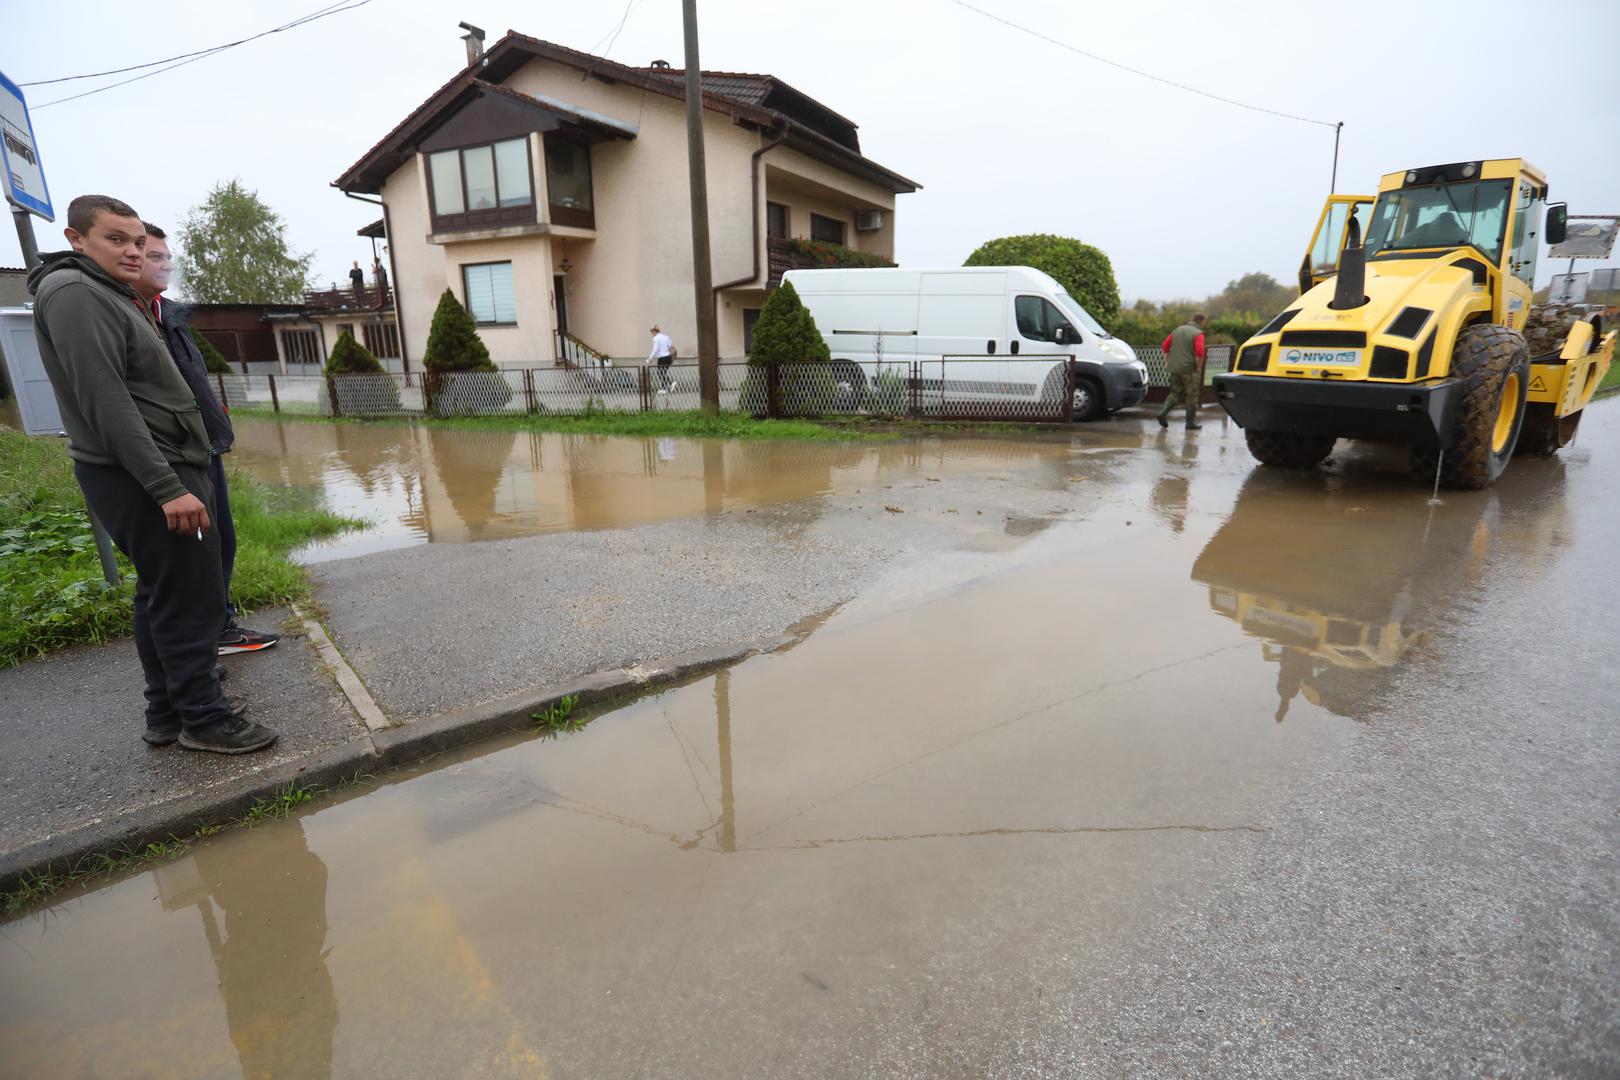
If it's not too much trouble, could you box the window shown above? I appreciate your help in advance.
[743,308,762,352]
[1014,295,1073,342]
[282,328,322,365]
[363,321,401,359]
[462,262,517,325]
[1509,181,1540,285]
[428,138,534,228]
[810,213,846,245]
[767,202,789,240]
[544,137,594,228]
[1364,179,1512,262]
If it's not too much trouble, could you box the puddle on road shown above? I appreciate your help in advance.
[2,410,1601,1077]
[227,418,1094,562]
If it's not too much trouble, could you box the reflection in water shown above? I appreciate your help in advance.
[157,819,336,1079]
[1192,461,1570,721]
[226,418,1095,562]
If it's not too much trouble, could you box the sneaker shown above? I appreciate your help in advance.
[178,716,279,755]
[218,622,280,655]
[143,695,249,746]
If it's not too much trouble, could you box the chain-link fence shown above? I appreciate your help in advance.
[215,353,1187,422]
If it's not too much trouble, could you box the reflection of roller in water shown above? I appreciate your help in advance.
[1192,460,1569,721]
[156,820,337,1080]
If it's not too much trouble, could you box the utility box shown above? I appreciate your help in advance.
[0,305,63,436]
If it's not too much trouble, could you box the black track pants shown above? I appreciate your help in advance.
[74,461,233,732]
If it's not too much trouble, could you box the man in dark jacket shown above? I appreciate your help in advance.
[30,194,277,754]
[136,223,280,656]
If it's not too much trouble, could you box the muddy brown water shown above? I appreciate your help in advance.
[4,407,1616,1077]
[227,418,1114,562]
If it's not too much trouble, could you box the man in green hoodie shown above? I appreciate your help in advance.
[30,194,277,754]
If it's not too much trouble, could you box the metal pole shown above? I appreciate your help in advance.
[13,207,120,585]
[682,0,720,414]
[1330,121,1343,194]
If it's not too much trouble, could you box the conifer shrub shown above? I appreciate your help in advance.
[742,280,836,415]
[421,289,512,415]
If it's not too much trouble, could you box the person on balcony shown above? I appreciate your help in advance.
[349,260,365,304]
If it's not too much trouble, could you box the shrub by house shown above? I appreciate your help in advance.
[422,288,512,415]
[743,280,836,415]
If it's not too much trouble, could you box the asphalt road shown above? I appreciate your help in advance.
[3,404,1617,1079]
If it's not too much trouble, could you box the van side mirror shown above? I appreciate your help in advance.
[1053,325,1077,346]
[1546,203,1568,246]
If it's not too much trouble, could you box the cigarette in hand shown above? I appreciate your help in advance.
[196,528,203,541]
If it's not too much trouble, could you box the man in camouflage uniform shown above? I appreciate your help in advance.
[1158,312,1207,430]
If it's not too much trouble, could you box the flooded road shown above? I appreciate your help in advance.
[5,407,1618,1077]
[228,418,1092,562]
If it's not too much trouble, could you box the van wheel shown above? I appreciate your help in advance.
[1071,377,1105,422]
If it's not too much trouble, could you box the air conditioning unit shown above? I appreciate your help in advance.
[855,209,884,232]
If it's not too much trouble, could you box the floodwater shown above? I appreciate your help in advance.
[4,407,1618,1077]
[228,418,1104,562]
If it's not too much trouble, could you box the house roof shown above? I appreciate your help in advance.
[357,218,385,238]
[334,32,918,195]
[334,67,638,194]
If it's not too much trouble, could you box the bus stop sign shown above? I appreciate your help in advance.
[0,69,53,221]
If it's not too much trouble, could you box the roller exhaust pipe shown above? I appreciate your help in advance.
[1329,213,1367,311]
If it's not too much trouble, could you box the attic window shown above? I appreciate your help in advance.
[427,138,535,231]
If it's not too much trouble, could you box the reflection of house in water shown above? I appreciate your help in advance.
[1192,463,1570,722]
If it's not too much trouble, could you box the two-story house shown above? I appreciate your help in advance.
[334,32,920,368]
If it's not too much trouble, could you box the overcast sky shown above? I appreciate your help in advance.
[5,0,1617,304]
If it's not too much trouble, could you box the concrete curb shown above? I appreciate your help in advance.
[0,633,791,903]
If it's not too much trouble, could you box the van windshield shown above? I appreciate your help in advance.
[1052,292,1111,338]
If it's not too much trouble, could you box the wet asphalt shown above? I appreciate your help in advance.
[2,404,1617,1078]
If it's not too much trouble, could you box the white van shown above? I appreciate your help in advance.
[781,266,1146,420]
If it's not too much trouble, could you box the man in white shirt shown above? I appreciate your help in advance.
[646,324,674,391]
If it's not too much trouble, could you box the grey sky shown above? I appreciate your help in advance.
[5,0,1617,304]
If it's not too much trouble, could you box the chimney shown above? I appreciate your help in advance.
[458,21,486,67]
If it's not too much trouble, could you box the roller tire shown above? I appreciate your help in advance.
[1431,323,1529,490]
[1244,429,1336,470]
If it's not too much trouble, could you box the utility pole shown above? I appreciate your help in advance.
[682,0,720,413]
[1330,121,1343,194]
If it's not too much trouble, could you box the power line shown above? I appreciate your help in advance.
[28,1,373,109]
[947,0,1339,129]
[590,0,645,58]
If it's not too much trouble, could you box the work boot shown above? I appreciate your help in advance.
[143,695,250,746]
[1157,413,1169,429]
[178,716,279,755]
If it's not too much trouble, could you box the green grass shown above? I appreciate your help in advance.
[0,429,365,665]
[1599,359,1620,394]
[231,407,895,442]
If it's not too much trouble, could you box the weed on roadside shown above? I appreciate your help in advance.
[532,693,584,733]
[1,836,192,916]
[237,783,318,827]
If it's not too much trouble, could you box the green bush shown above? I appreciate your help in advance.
[964,234,1120,323]
[423,288,494,372]
[749,280,830,365]
[320,329,400,413]
[189,327,233,374]
[420,289,512,415]
[324,329,385,375]
[740,363,838,417]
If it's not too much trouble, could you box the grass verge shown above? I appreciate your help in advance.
[230,406,896,442]
[0,428,365,666]
[0,773,375,918]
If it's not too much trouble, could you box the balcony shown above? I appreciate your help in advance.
[766,237,894,287]
[303,284,392,313]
